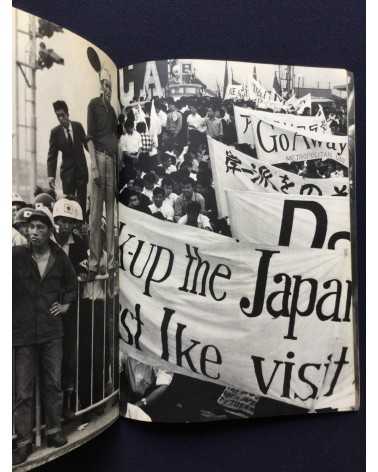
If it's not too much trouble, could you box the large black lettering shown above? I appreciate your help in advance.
[251,355,283,395]
[144,245,174,297]
[279,200,328,248]
[240,249,280,317]
[175,323,200,373]
[256,120,278,153]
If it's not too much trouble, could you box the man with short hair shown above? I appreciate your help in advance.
[87,71,118,278]
[47,100,88,215]
[165,102,182,150]
[173,176,205,221]
[126,191,152,215]
[205,106,223,140]
[178,201,212,230]
[149,187,174,221]
[13,209,77,465]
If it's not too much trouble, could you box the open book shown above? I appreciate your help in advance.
[12,6,359,469]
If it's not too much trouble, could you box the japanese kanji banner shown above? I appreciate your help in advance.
[226,190,350,250]
[234,105,330,148]
[225,84,249,101]
[249,112,349,166]
[119,205,356,411]
[208,137,349,217]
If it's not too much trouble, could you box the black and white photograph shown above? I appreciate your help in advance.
[117,59,358,423]
[12,8,119,469]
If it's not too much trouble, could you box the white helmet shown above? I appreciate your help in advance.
[53,198,83,221]
[12,192,25,205]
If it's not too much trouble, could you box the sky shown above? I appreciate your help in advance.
[190,59,347,93]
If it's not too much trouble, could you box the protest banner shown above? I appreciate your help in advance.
[226,190,350,250]
[119,205,356,411]
[225,84,249,101]
[208,137,349,217]
[249,113,348,166]
[295,93,312,114]
[234,105,330,148]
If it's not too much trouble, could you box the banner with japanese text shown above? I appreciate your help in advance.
[226,190,350,249]
[119,205,356,411]
[208,137,349,217]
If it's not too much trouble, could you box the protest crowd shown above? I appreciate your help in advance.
[118,84,349,423]
[118,93,348,239]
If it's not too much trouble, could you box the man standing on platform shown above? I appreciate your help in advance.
[86,69,118,280]
[47,100,89,216]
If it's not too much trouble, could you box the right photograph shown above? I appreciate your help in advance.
[117,59,358,423]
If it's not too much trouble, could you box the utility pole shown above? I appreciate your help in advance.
[29,14,37,199]
[14,12,64,201]
[14,12,38,201]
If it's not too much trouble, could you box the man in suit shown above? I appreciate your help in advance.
[47,100,89,217]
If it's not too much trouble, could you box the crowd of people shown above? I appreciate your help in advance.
[118,93,348,422]
[118,95,348,238]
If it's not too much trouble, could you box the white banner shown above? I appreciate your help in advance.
[294,93,312,114]
[250,113,348,166]
[208,137,349,217]
[226,191,350,250]
[119,205,356,411]
[225,84,250,101]
[234,105,330,148]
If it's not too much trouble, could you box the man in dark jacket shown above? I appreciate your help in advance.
[47,100,89,216]
[13,209,77,465]
[53,198,88,418]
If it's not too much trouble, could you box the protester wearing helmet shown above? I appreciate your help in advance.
[13,207,34,239]
[12,192,26,225]
[34,192,56,213]
[13,209,77,464]
[53,198,88,418]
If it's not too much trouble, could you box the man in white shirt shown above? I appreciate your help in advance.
[187,104,206,151]
[148,187,174,221]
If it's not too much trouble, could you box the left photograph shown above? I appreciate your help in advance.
[12,8,119,469]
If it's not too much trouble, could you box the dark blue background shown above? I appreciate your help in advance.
[13,1,365,470]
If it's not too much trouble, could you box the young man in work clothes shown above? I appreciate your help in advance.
[12,209,77,465]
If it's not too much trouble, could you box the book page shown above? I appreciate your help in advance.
[117,59,359,423]
[12,7,120,468]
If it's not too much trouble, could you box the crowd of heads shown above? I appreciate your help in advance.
[12,186,87,251]
[118,94,347,235]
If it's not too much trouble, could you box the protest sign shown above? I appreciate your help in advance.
[226,190,350,249]
[208,137,349,217]
[249,113,348,166]
[225,84,249,101]
[119,205,356,411]
[234,105,330,148]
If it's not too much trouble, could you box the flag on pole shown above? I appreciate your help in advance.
[223,61,229,99]
[231,68,241,86]
[273,72,282,97]
[149,98,161,138]
[253,65,257,81]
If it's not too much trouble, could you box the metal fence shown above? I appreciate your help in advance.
[13,273,119,447]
